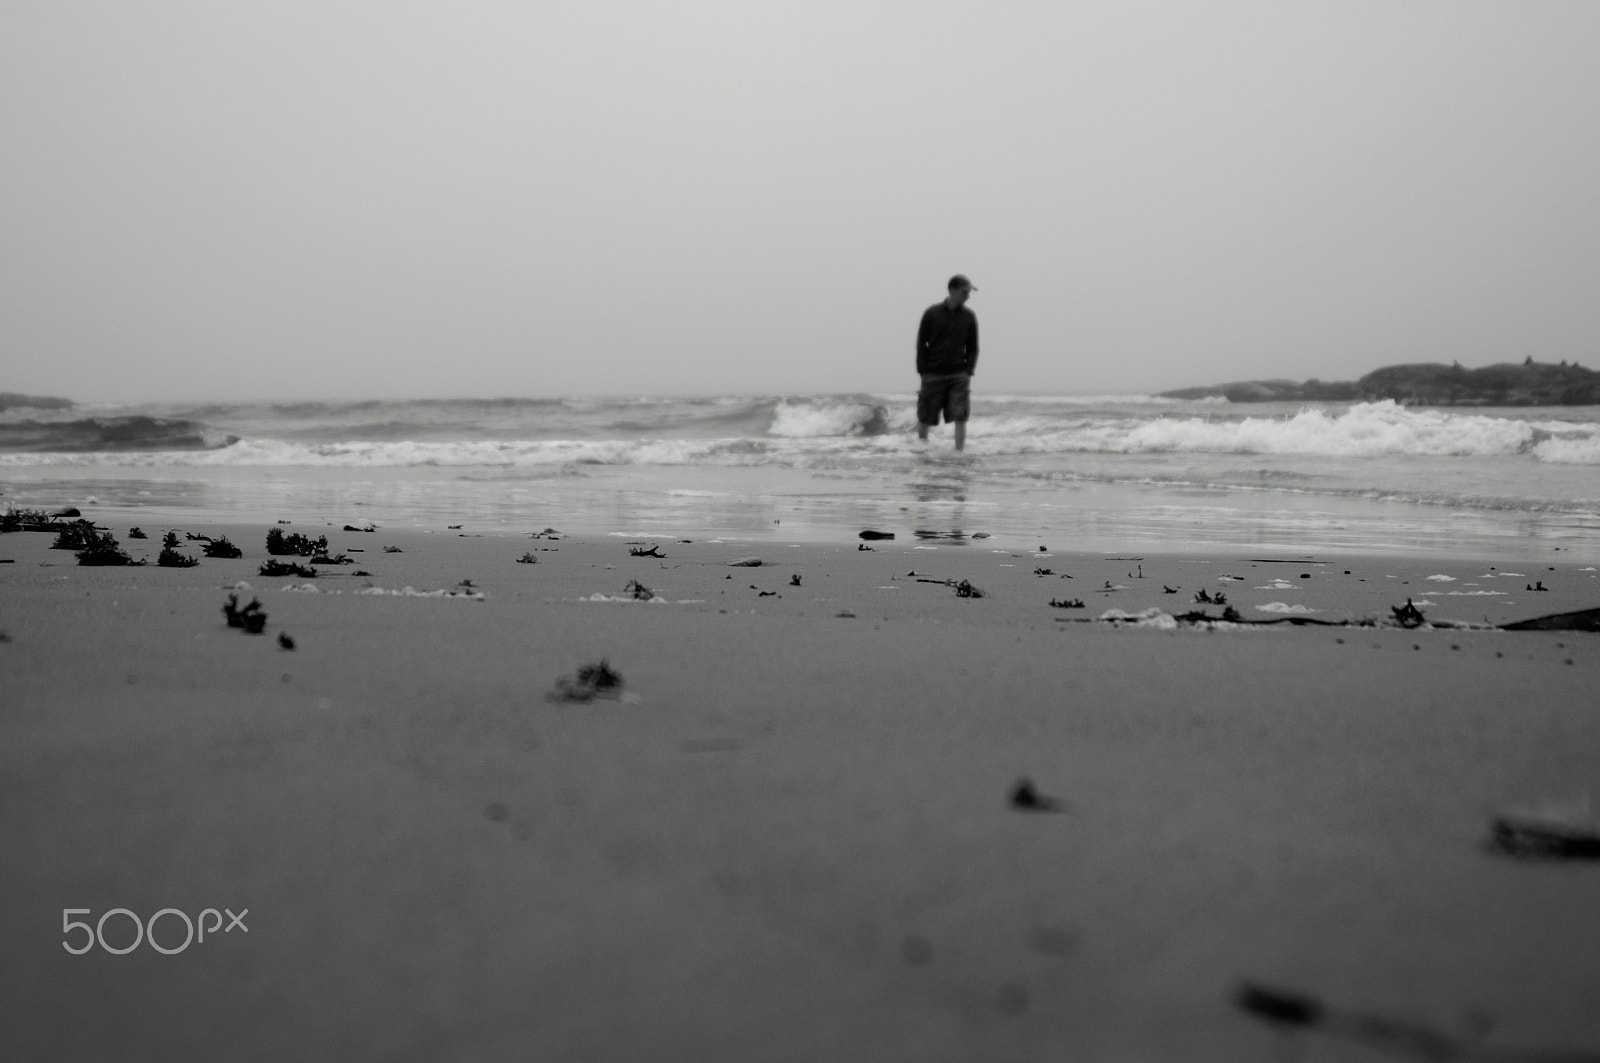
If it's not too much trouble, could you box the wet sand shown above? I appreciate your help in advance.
[2,520,1598,1061]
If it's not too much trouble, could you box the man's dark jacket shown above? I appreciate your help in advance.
[916,302,979,376]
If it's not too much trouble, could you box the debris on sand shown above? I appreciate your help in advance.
[515,553,538,564]
[625,579,656,601]
[277,632,295,650]
[859,529,895,540]
[1500,606,1600,632]
[222,591,268,633]
[913,576,986,598]
[548,659,639,704]
[309,553,355,565]
[1048,597,1085,609]
[1489,798,1600,860]
[157,531,199,568]
[127,527,148,539]
[1009,777,1066,812]
[728,557,764,567]
[259,559,318,578]
[629,543,665,557]
[74,527,141,566]
[1233,980,1593,1060]
[202,536,243,558]
[266,528,328,557]
[789,574,801,586]
[1391,598,1426,628]
[51,520,101,551]
[383,544,403,553]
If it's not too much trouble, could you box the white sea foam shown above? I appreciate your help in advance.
[1034,402,1543,458]
[1256,602,1318,614]
[1533,435,1600,465]
[767,400,889,438]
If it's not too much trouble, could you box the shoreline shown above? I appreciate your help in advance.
[3,520,1599,1060]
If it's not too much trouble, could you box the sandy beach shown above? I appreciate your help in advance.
[3,518,1599,1061]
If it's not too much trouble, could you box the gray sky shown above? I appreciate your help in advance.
[4,1,1598,403]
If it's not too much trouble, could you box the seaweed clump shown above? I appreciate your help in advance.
[265,527,328,556]
[259,559,318,578]
[1,507,50,533]
[157,531,200,568]
[222,591,268,633]
[202,536,243,558]
[548,659,627,703]
[51,520,101,551]
[75,526,141,566]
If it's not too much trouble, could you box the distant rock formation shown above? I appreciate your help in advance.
[1160,359,1600,405]
[0,392,73,412]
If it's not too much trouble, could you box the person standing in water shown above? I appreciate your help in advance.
[915,274,979,451]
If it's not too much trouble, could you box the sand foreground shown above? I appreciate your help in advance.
[2,521,1599,1061]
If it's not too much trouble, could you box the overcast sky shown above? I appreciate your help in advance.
[4,1,1597,403]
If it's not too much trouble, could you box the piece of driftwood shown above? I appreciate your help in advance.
[1235,980,1600,1061]
[1499,607,1600,632]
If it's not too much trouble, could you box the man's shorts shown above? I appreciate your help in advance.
[917,373,971,425]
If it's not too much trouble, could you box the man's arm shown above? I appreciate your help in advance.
[915,308,933,373]
[967,313,979,376]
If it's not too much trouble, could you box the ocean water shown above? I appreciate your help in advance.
[3,394,1599,561]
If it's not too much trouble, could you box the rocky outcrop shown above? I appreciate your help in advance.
[1353,361,1600,406]
[1160,359,1599,405]
[0,392,73,412]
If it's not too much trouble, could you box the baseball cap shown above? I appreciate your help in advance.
[948,274,977,292]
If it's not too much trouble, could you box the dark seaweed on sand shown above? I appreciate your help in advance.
[548,659,626,703]
[309,553,355,565]
[1391,598,1426,628]
[629,543,664,557]
[222,592,267,633]
[127,526,148,539]
[202,536,243,558]
[1009,777,1065,812]
[1,507,52,533]
[157,531,199,568]
[265,527,328,557]
[259,559,317,578]
[51,520,101,551]
[73,526,142,566]
[515,553,538,564]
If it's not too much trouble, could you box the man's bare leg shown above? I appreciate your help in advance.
[917,423,930,443]
[953,422,966,451]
